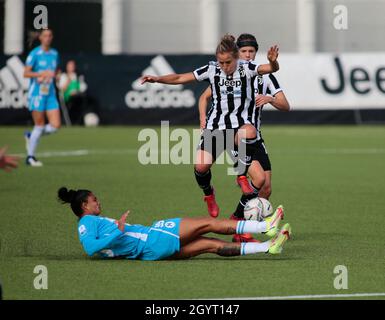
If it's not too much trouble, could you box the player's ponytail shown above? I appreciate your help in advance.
[58,187,91,216]
[216,34,238,58]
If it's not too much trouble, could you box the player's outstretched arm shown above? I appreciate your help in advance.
[257,45,280,75]
[141,72,196,85]
[198,87,212,129]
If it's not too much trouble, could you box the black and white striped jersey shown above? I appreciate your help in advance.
[253,73,282,140]
[193,60,260,130]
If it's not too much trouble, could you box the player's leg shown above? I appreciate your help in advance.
[26,109,45,166]
[174,225,291,258]
[234,124,258,188]
[233,160,265,219]
[44,96,61,134]
[194,130,219,217]
[259,170,272,199]
[178,214,283,245]
[231,138,271,242]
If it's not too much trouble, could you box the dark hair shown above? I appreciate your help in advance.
[27,28,53,49]
[216,34,238,57]
[236,33,259,52]
[58,187,92,217]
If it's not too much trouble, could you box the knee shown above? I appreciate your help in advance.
[239,124,257,139]
[194,163,211,174]
[50,121,61,129]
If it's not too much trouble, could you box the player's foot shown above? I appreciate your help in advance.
[264,205,284,238]
[24,131,31,152]
[232,233,261,243]
[268,223,292,254]
[236,175,254,195]
[26,156,43,167]
[229,214,260,242]
[204,191,219,218]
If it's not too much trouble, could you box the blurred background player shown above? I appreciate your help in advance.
[58,187,291,260]
[142,35,280,218]
[199,33,290,242]
[24,29,61,167]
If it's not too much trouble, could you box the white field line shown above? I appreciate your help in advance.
[205,292,385,300]
[13,149,137,158]
[11,147,385,158]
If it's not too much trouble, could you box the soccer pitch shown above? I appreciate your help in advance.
[0,125,384,300]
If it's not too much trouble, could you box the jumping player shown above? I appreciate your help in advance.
[141,34,280,218]
[199,34,290,242]
[24,29,61,167]
[58,187,292,260]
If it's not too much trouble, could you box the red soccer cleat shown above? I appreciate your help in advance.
[232,233,261,243]
[204,193,220,218]
[236,175,254,195]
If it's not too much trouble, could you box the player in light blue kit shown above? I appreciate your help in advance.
[58,187,292,260]
[24,29,61,167]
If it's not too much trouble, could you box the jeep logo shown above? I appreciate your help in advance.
[218,79,242,87]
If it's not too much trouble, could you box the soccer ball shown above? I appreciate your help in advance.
[84,112,100,127]
[244,197,273,221]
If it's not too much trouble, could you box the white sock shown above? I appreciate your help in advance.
[240,241,270,255]
[44,124,58,135]
[28,126,44,157]
[236,220,267,234]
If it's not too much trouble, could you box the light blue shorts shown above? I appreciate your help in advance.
[140,218,181,261]
[28,94,59,112]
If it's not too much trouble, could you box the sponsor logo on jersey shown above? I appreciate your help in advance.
[78,225,87,236]
[165,221,176,228]
[218,79,242,87]
[125,55,196,109]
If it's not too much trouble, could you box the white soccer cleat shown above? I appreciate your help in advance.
[26,156,43,167]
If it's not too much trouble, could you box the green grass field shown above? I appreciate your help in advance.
[0,125,384,300]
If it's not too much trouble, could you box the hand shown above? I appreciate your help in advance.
[40,70,55,79]
[39,70,55,83]
[141,75,159,84]
[0,146,19,172]
[118,210,130,232]
[267,45,279,63]
[255,94,274,107]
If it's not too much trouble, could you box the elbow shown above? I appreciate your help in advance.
[84,247,96,257]
[82,243,97,256]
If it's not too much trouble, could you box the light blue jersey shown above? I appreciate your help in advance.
[25,46,60,111]
[77,215,181,260]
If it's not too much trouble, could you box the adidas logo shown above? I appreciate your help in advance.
[0,56,29,109]
[125,55,196,109]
